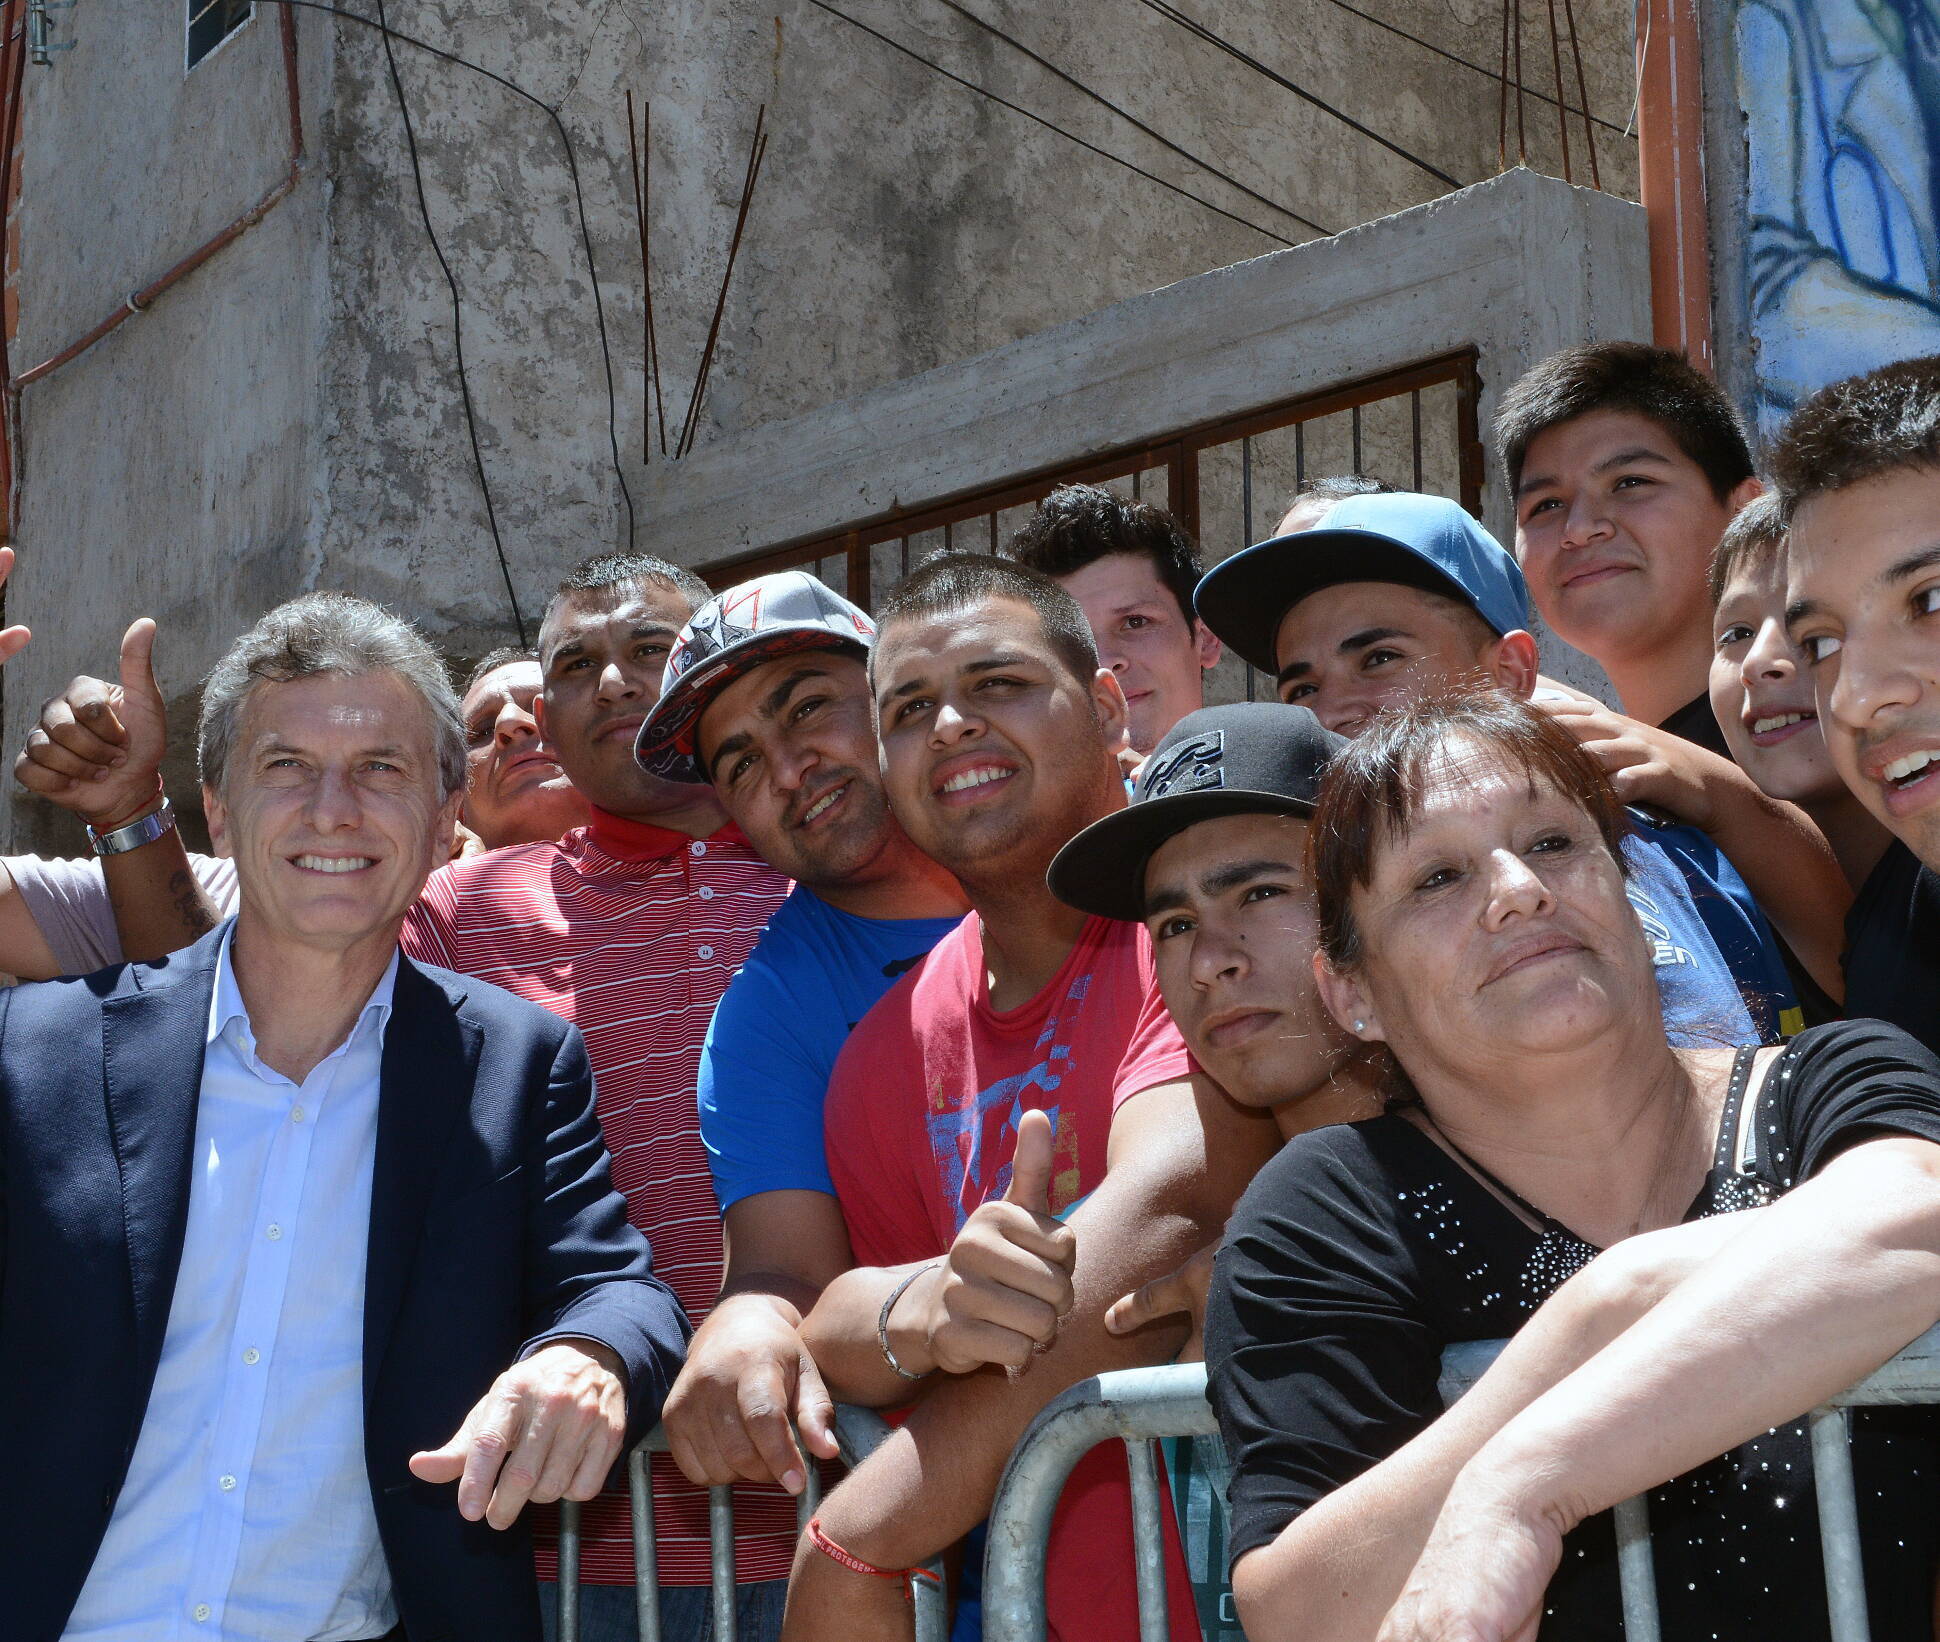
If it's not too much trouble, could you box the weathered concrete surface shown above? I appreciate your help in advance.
[5,5,330,851]
[2,0,1638,847]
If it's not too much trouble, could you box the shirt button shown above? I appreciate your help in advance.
[218,1474,236,1492]
[697,945,714,960]
[697,885,715,899]
[193,1604,212,1621]
[290,1105,305,1124]
[690,840,706,857]
[242,1348,260,1366]
[265,1224,282,1241]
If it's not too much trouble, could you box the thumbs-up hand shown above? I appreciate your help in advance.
[14,617,171,828]
[886,1109,1080,1378]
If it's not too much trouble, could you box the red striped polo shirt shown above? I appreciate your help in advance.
[400,807,792,1586]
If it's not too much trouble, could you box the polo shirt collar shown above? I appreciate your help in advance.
[585,805,750,861]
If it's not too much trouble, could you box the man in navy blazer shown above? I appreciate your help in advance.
[4,594,690,1642]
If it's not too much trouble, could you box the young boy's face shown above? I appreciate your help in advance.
[1515,409,1754,676]
[1709,550,1843,807]
[1788,467,1940,868]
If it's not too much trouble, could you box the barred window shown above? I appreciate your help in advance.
[187,0,252,69]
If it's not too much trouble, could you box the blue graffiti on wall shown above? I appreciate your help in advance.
[1739,0,1940,435]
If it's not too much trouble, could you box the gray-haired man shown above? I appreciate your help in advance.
[0,592,688,1642]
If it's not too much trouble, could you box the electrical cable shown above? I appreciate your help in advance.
[1305,0,1630,137]
[369,0,527,646]
[260,1,638,606]
[927,0,1331,236]
[1131,0,1463,189]
[803,0,1297,247]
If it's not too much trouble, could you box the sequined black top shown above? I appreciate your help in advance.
[1206,1019,1940,1640]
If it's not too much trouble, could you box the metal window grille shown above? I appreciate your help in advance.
[187,0,252,70]
[697,351,1484,702]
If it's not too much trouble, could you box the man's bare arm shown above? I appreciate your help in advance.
[13,619,216,960]
[662,1188,853,1495]
[780,1074,1279,1642]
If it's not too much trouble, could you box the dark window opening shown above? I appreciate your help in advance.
[187,0,253,69]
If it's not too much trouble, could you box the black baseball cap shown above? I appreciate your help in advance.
[1047,702,1345,922]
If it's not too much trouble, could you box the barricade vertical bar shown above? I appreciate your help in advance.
[630,1447,663,1642]
[558,1500,581,1642]
[1611,1495,1661,1642]
[710,1485,738,1640]
[1124,1438,1170,1642]
[1810,1406,1872,1642]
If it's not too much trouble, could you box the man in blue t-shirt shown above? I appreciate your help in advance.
[1193,491,1851,1041]
[633,572,969,1500]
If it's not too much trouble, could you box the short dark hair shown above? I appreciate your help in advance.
[1770,355,1940,516]
[1707,492,1787,606]
[1308,691,1628,975]
[1495,342,1755,502]
[550,552,711,614]
[1282,472,1398,519]
[873,553,1100,686]
[462,646,538,696]
[1003,484,1203,623]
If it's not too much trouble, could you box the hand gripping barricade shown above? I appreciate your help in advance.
[969,1323,1940,1642]
[553,1405,949,1642]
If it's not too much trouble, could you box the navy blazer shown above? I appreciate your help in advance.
[0,923,691,1642]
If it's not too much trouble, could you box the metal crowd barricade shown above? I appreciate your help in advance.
[555,1404,949,1642]
[981,1322,1940,1642]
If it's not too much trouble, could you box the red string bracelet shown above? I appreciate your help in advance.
[805,1517,943,1598]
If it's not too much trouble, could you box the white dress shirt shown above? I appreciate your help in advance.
[65,936,402,1642]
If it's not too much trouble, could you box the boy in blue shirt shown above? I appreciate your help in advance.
[634,572,968,1499]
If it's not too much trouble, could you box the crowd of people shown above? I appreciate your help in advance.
[13,339,1940,1642]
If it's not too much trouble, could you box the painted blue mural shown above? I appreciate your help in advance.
[1738,0,1940,435]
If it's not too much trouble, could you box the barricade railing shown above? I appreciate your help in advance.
[980,1322,1940,1642]
[555,1404,949,1642]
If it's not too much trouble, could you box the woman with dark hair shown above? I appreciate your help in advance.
[1205,692,1940,1642]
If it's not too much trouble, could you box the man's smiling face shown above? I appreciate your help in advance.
[207,670,461,955]
[1514,409,1752,669]
[1787,467,1940,868]
[872,595,1126,883]
[697,650,898,889]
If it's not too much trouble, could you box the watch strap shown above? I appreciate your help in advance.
[87,798,176,857]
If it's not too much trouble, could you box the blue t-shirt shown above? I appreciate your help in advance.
[1623,809,1800,1047]
[698,887,963,1211]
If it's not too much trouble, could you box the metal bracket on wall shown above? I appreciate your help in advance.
[27,0,74,66]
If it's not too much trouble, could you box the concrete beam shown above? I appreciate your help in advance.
[640,168,1650,574]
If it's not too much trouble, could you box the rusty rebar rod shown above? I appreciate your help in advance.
[1545,0,1572,182]
[1561,0,1601,187]
[675,104,766,459]
[627,90,668,460]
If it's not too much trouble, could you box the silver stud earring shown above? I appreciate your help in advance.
[1353,1019,1366,1034]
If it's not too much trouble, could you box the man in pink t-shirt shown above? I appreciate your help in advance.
[789,556,1282,1642]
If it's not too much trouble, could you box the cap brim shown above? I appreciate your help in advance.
[1046,789,1316,922]
[636,627,871,783]
[1195,530,1489,674]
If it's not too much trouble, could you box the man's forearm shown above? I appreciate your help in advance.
[807,1158,1203,1573]
[799,1261,939,1406]
[1698,776,1849,999]
[102,826,218,961]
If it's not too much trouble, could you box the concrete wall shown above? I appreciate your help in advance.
[2,0,1638,847]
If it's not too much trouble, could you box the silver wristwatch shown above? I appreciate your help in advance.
[86,798,176,857]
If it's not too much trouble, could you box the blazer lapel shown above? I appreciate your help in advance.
[363,957,480,1390]
[100,928,224,1387]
